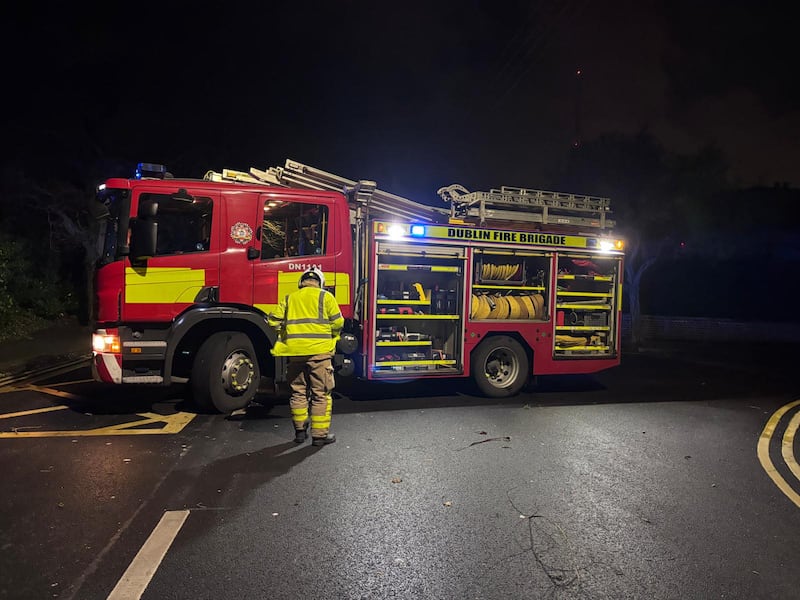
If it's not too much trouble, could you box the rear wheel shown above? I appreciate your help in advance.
[471,335,529,397]
[191,331,260,413]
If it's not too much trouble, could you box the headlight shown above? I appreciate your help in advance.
[92,330,121,354]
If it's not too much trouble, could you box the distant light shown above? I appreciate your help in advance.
[410,225,425,236]
[387,224,405,239]
[97,183,106,192]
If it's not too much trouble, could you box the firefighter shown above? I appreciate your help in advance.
[268,267,343,446]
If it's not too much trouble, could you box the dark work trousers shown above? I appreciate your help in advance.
[287,353,334,438]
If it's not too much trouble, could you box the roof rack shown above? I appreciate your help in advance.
[438,184,614,229]
[205,160,614,229]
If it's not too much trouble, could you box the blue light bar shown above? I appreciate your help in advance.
[410,225,426,236]
[135,163,167,180]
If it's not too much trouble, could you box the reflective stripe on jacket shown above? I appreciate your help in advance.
[268,287,344,357]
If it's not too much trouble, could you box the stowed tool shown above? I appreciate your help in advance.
[411,282,427,302]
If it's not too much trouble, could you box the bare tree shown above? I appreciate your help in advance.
[555,132,728,348]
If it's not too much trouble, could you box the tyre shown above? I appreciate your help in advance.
[191,331,260,413]
[470,335,529,397]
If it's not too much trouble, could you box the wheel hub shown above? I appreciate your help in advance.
[484,348,519,388]
[221,352,255,394]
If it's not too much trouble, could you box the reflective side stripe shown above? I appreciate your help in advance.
[329,312,342,321]
[318,290,325,319]
[285,333,336,340]
[286,318,330,325]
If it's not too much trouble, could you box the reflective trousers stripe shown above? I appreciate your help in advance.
[291,407,309,422]
[310,395,333,430]
[292,395,332,430]
[287,354,334,436]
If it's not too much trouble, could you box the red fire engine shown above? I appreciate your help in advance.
[92,160,624,412]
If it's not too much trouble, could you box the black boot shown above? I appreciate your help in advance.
[294,423,309,443]
[312,433,336,446]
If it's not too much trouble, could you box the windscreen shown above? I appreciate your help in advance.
[95,188,129,266]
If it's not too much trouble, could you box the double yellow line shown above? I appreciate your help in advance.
[758,399,800,508]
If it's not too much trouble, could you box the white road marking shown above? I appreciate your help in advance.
[106,510,189,600]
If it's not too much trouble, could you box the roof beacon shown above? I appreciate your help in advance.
[135,163,168,180]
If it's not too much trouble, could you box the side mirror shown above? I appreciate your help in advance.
[130,199,159,260]
[138,199,159,218]
[130,220,157,260]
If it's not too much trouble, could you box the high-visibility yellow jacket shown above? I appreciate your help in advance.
[268,286,344,357]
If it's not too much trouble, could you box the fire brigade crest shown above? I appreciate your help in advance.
[230,222,253,245]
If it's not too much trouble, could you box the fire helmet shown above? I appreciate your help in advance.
[299,267,325,288]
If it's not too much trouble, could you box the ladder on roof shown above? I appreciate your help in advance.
[205,160,451,224]
[438,184,615,229]
[205,160,615,230]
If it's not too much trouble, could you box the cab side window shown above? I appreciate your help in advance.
[261,200,328,259]
[140,193,213,256]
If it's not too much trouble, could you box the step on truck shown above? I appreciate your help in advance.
[91,159,624,412]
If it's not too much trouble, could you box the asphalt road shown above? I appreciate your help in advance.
[0,343,798,600]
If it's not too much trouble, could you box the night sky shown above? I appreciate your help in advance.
[3,1,797,202]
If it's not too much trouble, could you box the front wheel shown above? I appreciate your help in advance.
[191,331,261,413]
[470,335,529,398]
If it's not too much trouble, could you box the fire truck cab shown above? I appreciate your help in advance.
[92,160,623,413]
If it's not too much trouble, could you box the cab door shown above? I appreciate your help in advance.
[252,191,339,317]
[123,188,219,322]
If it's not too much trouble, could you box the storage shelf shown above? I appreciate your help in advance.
[557,291,613,298]
[372,366,462,377]
[378,264,461,273]
[558,274,613,281]
[376,299,430,305]
[376,314,460,320]
[554,346,611,351]
[374,359,457,367]
[556,303,611,310]
[478,280,524,286]
[473,284,544,291]
[555,326,610,332]
[376,341,432,346]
